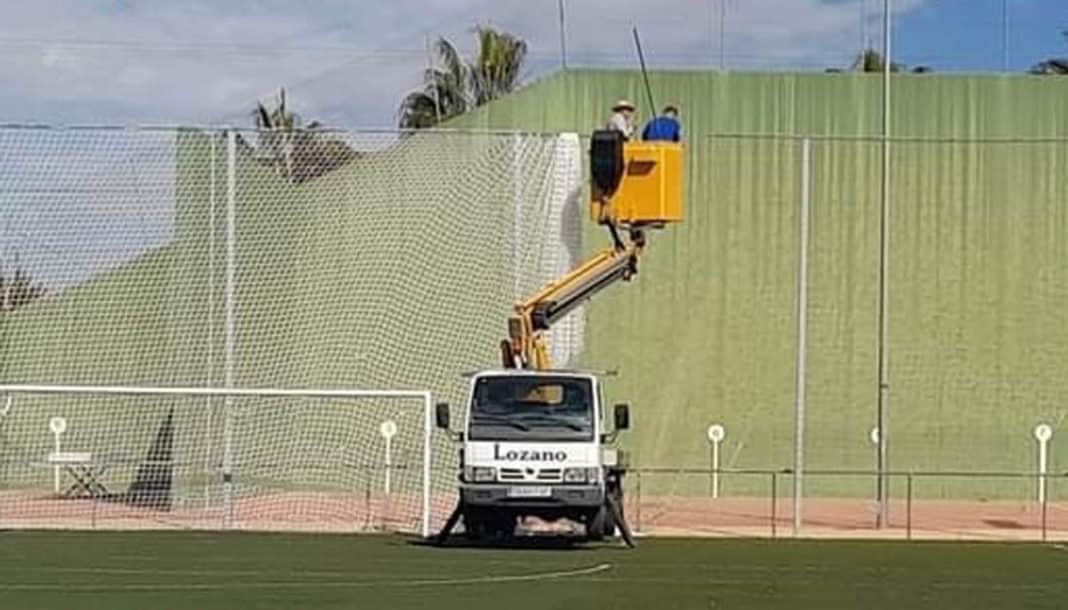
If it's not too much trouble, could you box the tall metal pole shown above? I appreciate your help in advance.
[1001,0,1009,72]
[223,129,237,529]
[793,137,812,537]
[512,133,522,300]
[558,0,568,70]
[208,136,216,391]
[876,0,892,529]
[718,0,727,71]
[860,0,869,53]
[206,133,217,507]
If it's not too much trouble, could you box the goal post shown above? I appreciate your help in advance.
[0,384,434,537]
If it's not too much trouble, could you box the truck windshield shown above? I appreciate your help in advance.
[468,376,594,442]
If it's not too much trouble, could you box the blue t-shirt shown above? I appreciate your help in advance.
[641,116,681,142]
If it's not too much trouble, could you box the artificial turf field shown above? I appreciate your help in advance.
[1,532,1067,609]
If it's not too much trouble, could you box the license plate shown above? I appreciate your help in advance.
[507,485,552,498]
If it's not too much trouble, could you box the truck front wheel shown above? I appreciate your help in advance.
[487,513,516,539]
[462,508,515,541]
[462,507,486,540]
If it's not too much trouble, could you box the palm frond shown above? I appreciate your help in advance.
[399,26,527,129]
[0,263,46,313]
[398,92,441,129]
[436,38,467,86]
[253,102,273,129]
[471,26,527,104]
[1030,58,1068,74]
[247,87,350,182]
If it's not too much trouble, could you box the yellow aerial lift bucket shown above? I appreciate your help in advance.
[590,134,683,228]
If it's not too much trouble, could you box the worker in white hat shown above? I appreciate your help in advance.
[606,99,637,140]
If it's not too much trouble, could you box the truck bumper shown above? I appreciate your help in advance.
[460,484,603,509]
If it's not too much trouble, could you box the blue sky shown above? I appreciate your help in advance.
[894,0,1066,70]
[0,0,1064,128]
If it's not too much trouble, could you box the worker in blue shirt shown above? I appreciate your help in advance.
[641,105,682,142]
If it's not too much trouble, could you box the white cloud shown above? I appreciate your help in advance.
[0,0,932,128]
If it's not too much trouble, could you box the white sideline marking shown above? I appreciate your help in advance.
[424,562,612,586]
[18,567,351,578]
[0,563,613,592]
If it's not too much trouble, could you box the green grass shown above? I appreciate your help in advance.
[1,532,1066,610]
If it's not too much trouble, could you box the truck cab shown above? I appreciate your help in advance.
[436,369,630,540]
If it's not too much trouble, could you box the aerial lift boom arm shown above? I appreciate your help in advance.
[502,230,644,370]
[501,130,682,370]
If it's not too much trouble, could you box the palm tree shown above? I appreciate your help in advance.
[0,264,46,313]
[848,49,921,73]
[399,38,470,129]
[1030,58,1068,74]
[253,88,313,180]
[1029,29,1068,75]
[398,26,528,129]
[251,88,357,183]
[288,131,359,183]
[825,49,930,73]
[470,26,528,105]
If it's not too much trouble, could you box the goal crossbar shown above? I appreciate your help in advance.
[0,384,430,400]
[0,384,435,538]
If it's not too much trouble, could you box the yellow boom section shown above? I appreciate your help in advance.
[501,132,684,371]
[503,238,643,370]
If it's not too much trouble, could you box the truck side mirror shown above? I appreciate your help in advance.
[614,403,631,431]
[435,402,450,430]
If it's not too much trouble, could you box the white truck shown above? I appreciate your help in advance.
[434,369,631,543]
[434,130,682,546]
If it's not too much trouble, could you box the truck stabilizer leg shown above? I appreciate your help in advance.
[606,493,636,548]
[435,500,464,546]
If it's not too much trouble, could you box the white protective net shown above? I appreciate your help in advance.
[0,126,584,532]
[0,388,431,533]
